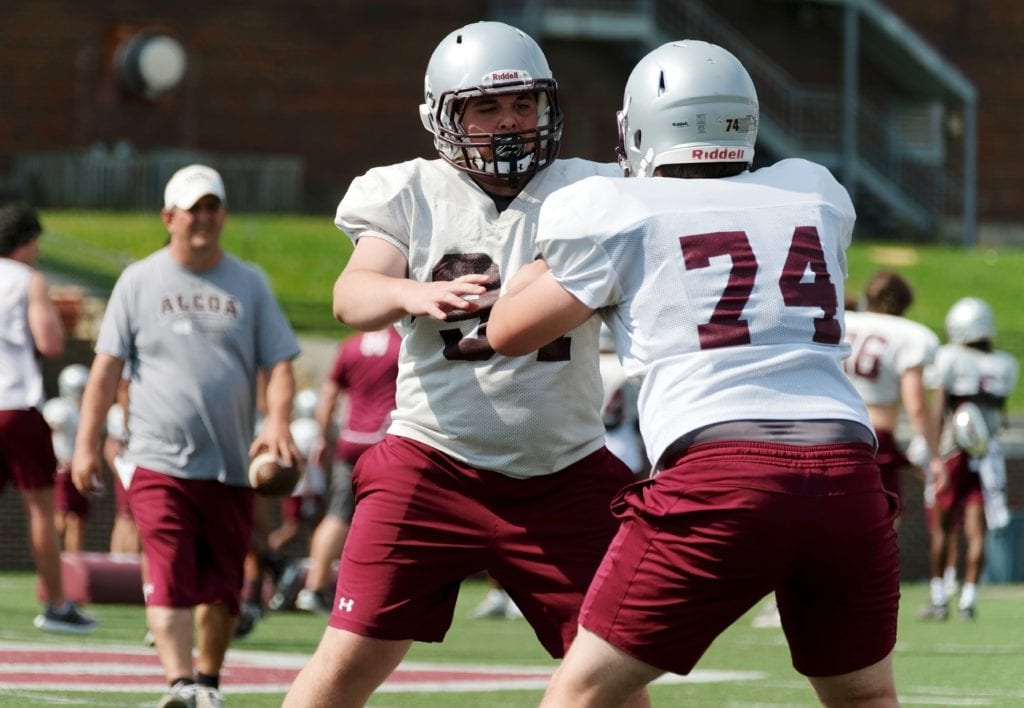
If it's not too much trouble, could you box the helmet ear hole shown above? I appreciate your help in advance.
[633,130,642,149]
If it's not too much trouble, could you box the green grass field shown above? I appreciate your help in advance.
[36,210,1024,412]
[2,573,1023,706]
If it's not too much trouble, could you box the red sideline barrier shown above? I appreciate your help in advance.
[37,551,144,605]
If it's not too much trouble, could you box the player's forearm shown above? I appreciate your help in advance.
[27,272,65,359]
[332,269,410,330]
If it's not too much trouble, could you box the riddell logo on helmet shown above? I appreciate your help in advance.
[691,147,747,161]
[490,70,522,81]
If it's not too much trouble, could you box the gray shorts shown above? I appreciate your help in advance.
[327,458,355,522]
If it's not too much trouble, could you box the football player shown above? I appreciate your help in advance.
[45,364,91,552]
[489,40,899,706]
[843,270,944,526]
[283,21,646,708]
[920,297,1019,620]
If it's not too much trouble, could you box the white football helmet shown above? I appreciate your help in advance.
[419,21,562,187]
[617,40,758,177]
[293,388,318,420]
[58,363,89,402]
[945,297,994,345]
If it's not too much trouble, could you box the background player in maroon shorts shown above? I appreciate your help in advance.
[0,202,96,634]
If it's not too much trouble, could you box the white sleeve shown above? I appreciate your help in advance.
[537,178,622,310]
[335,163,414,257]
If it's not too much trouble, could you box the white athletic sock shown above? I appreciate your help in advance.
[929,577,947,606]
[959,582,977,609]
[943,566,957,588]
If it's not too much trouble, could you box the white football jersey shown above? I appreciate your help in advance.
[927,343,1019,450]
[537,158,871,467]
[843,310,939,406]
[336,157,621,478]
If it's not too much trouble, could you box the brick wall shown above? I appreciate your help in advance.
[1,1,1020,221]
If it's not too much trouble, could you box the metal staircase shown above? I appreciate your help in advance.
[492,0,977,244]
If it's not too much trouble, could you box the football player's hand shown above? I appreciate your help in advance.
[407,273,490,320]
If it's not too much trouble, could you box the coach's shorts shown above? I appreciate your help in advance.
[328,435,634,657]
[129,467,254,614]
[934,451,983,516]
[580,440,900,679]
[55,467,90,517]
[874,429,909,509]
[0,408,57,493]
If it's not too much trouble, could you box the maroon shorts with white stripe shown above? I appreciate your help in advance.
[580,439,900,678]
[328,435,634,657]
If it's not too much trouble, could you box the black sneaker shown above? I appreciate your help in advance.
[959,606,977,621]
[33,603,98,634]
[234,602,263,639]
[917,603,949,621]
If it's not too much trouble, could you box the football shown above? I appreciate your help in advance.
[247,452,302,496]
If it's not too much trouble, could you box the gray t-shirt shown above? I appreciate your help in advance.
[96,248,301,486]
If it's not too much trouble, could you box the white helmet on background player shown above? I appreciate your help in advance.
[293,387,318,420]
[617,40,758,177]
[419,21,562,187]
[58,363,89,402]
[945,297,994,345]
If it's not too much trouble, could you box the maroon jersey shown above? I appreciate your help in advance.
[330,328,401,462]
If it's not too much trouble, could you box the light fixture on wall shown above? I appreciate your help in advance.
[113,31,187,100]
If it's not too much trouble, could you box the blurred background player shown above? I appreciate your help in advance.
[104,378,141,554]
[843,269,943,526]
[0,201,97,634]
[45,363,92,551]
[293,326,400,615]
[919,296,1019,621]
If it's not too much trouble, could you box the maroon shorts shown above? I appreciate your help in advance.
[0,408,57,493]
[55,467,91,517]
[112,471,133,518]
[934,451,983,516]
[580,440,900,679]
[329,435,634,657]
[874,429,909,508]
[129,467,254,614]
[280,494,303,522]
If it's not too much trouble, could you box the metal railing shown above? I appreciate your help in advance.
[496,0,969,237]
[12,148,304,212]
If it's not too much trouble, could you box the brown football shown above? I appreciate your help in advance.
[247,452,302,496]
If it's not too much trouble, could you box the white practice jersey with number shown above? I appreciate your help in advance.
[537,158,871,467]
[337,157,622,478]
[843,310,939,406]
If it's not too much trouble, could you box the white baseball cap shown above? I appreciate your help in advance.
[163,164,226,210]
